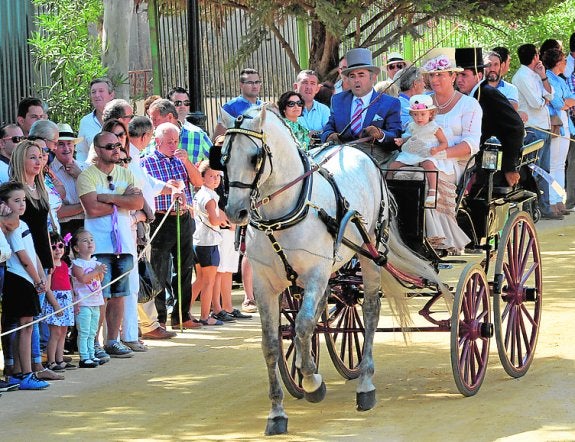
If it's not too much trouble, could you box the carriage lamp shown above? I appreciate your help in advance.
[482,137,502,171]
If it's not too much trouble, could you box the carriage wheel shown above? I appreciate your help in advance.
[277,286,320,399]
[323,259,364,380]
[450,263,492,396]
[493,211,542,378]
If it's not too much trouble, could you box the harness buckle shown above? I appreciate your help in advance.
[271,241,282,253]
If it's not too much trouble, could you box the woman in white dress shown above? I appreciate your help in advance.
[420,49,483,252]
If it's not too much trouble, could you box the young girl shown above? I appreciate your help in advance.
[70,228,108,368]
[0,182,50,390]
[390,94,449,207]
[191,161,229,326]
[43,231,76,371]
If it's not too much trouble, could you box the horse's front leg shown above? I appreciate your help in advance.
[356,260,381,411]
[295,277,329,403]
[257,289,288,435]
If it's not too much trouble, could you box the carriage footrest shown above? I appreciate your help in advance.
[493,186,513,195]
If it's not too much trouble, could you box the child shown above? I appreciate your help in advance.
[0,182,50,390]
[390,94,449,207]
[43,232,76,371]
[70,228,108,368]
[191,161,228,326]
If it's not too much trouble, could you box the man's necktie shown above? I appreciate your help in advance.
[351,98,363,136]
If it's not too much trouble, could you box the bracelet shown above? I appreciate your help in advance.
[541,77,548,81]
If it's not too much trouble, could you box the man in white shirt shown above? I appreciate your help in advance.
[512,43,556,218]
[76,78,116,163]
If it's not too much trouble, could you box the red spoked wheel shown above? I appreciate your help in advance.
[323,259,364,380]
[451,263,493,396]
[493,211,542,378]
[277,287,320,399]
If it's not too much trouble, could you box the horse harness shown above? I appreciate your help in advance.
[223,116,390,290]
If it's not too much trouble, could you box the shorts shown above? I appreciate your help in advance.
[218,229,240,273]
[193,245,220,268]
[2,272,41,318]
[94,253,134,298]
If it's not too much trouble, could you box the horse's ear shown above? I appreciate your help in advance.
[252,104,267,130]
[220,108,234,128]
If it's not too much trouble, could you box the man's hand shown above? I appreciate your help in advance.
[174,148,190,164]
[534,61,546,77]
[123,185,142,196]
[394,138,405,147]
[166,179,185,192]
[362,126,383,140]
[519,111,528,123]
[505,171,520,187]
[63,162,82,178]
[326,133,341,144]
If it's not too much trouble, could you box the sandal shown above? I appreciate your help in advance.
[46,362,65,372]
[425,190,436,208]
[198,317,224,326]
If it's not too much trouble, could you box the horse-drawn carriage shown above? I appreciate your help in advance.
[220,105,543,435]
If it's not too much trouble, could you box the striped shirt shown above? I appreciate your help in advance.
[179,122,212,164]
[141,150,193,212]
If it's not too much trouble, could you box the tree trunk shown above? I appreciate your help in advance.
[102,0,133,99]
[309,20,340,82]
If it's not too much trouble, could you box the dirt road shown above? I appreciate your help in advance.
[1,216,574,441]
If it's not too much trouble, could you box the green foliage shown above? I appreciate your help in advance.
[29,0,106,128]
[464,0,575,75]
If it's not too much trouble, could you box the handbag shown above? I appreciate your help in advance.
[137,258,163,303]
[550,114,563,138]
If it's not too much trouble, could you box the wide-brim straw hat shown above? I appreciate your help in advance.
[420,48,463,73]
[57,123,83,144]
[342,48,381,76]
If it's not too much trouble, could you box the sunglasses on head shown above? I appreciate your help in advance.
[113,131,126,138]
[107,175,115,191]
[117,157,132,165]
[241,80,262,86]
[51,242,65,250]
[2,135,25,143]
[173,100,191,107]
[388,62,406,70]
[286,100,304,108]
[41,147,51,154]
[97,142,123,151]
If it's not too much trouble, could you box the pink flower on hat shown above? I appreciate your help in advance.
[411,103,428,110]
[423,55,452,71]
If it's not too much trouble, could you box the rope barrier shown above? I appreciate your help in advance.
[525,124,575,143]
[0,197,181,338]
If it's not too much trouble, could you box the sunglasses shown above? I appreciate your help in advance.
[2,136,25,143]
[41,147,51,154]
[117,158,132,165]
[388,63,406,70]
[173,100,191,107]
[286,100,304,108]
[97,142,123,151]
[113,131,126,138]
[241,80,262,86]
[51,242,65,250]
[107,175,115,191]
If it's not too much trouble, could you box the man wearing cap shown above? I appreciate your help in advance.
[386,52,408,81]
[455,47,524,188]
[0,124,25,183]
[321,48,402,166]
[50,123,88,237]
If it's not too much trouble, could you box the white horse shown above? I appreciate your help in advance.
[221,105,448,435]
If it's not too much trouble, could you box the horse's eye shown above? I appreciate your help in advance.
[250,154,259,167]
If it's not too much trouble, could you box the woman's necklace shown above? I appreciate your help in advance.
[434,90,457,111]
[26,182,37,191]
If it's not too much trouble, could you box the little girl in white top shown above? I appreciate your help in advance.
[70,228,107,368]
[390,94,449,207]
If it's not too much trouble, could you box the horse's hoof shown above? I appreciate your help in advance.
[356,390,376,411]
[304,381,326,403]
[265,416,288,435]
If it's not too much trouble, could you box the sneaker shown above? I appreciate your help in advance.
[104,341,134,358]
[212,311,236,322]
[18,373,49,390]
[229,308,252,319]
[121,341,148,352]
[94,344,111,362]
[0,379,19,392]
[79,359,99,368]
[92,357,108,366]
[241,300,258,313]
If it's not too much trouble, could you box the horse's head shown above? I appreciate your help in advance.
[221,105,273,224]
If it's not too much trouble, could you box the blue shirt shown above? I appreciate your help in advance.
[546,69,575,135]
[494,79,519,106]
[398,93,411,130]
[179,121,212,164]
[298,100,330,132]
[222,96,262,118]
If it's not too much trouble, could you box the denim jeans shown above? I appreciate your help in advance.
[525,128,551,215]
[94,253,134,298]
[76,306,100,360]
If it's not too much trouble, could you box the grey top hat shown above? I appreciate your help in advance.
[342,48,381,76]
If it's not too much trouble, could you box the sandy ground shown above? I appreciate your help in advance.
[1,215,574,441]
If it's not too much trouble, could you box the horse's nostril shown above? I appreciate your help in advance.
[239,209,248,219]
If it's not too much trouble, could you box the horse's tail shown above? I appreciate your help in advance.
[380,215,452,333]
